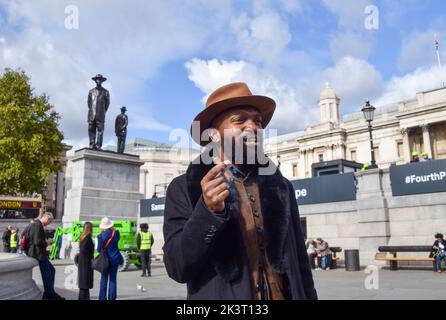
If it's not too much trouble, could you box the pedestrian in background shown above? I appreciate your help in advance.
[97,217,123,300]
[316,238,332,271]
[422,151,432,161]
[410,151,420,163]
[2,225,12,253]
[78,222,94,300]
[137,223,154,277]
[306,239,317,269]
[432,233,446,273]
[28,212,65,300]
[9,227,19,253]
[20,219,34,255]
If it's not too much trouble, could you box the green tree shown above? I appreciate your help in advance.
[0,68,64,194]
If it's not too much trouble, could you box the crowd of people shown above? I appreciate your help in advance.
[1,213,154,300]
[304,233,446,273]
[2,225,20,253]
[410,151,432,163]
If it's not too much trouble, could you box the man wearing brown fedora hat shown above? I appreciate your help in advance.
[163,82,317,300]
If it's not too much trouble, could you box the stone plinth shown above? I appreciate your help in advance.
[63,148,144,224]
[62,148,144,258]
[0,253,41,300]
[355,168,391,266]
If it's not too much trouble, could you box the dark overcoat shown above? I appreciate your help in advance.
[163,154,318,300]
[28,220,48,261]
[87,87,110,123]
[78,236,94,289]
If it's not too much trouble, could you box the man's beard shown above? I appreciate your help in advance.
[223,132,264,166]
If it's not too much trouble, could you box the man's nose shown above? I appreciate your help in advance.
[244,119,258,131]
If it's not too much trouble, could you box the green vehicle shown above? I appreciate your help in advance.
[50,220,141,272]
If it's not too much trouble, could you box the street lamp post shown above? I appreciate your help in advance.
[361,100,378,169]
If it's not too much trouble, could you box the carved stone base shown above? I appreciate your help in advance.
[0,253,41,300]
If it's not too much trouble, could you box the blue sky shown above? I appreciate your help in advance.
[0,0,445,151]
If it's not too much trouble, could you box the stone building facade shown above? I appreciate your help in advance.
[263,84,446,266]
[123,138,199,199]
[265,84,446,179]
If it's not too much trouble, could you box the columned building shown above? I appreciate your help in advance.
[111,138,200,199]
[265,85,446,179]
[127,138,200,198]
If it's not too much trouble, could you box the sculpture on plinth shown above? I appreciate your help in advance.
[87,74,110,150]
[115,106,128,154]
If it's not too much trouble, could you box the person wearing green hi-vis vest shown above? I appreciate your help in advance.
[9,227,19,253]
[137,223,154,277]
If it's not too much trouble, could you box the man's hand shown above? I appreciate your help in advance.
[201,161,232,214]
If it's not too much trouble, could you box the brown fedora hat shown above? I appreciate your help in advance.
[191,82,276,146]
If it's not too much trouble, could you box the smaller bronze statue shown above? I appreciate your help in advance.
[88,74,110,150]
[115,106,128,154]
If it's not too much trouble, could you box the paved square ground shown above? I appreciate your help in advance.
[32,260,446,300]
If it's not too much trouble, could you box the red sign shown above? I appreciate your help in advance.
[0,199,42,209]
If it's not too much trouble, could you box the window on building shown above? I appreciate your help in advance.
[397,142,404,158]
[350,150,357,162]
[318,154,324,162]
[432,122,446,159]
[292,163,298,177]
[410,127,423,156]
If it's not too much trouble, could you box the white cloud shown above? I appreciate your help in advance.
[380,0,426,29]
[131,114,173,132]
[321,0,375,62]
[376,66,446,106]
[280,0,303,13]
[185,58,318,133]
[321,56,384,110]
[185,52,446,135]
[4,0,446,146]
[0,26,92,143]
[329,33,373,61]
[321,0,370,31]
[230,11,291,66]
[289,56,384,115]
[398,30,445,72]
[186,56,388,130]
[64,137,90,155]
[185,58,248,102]
[0,0,234,146]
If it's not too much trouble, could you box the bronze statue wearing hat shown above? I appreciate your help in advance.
[87,74,110,150]
[115,106,128,154]
[163,82,317,300]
